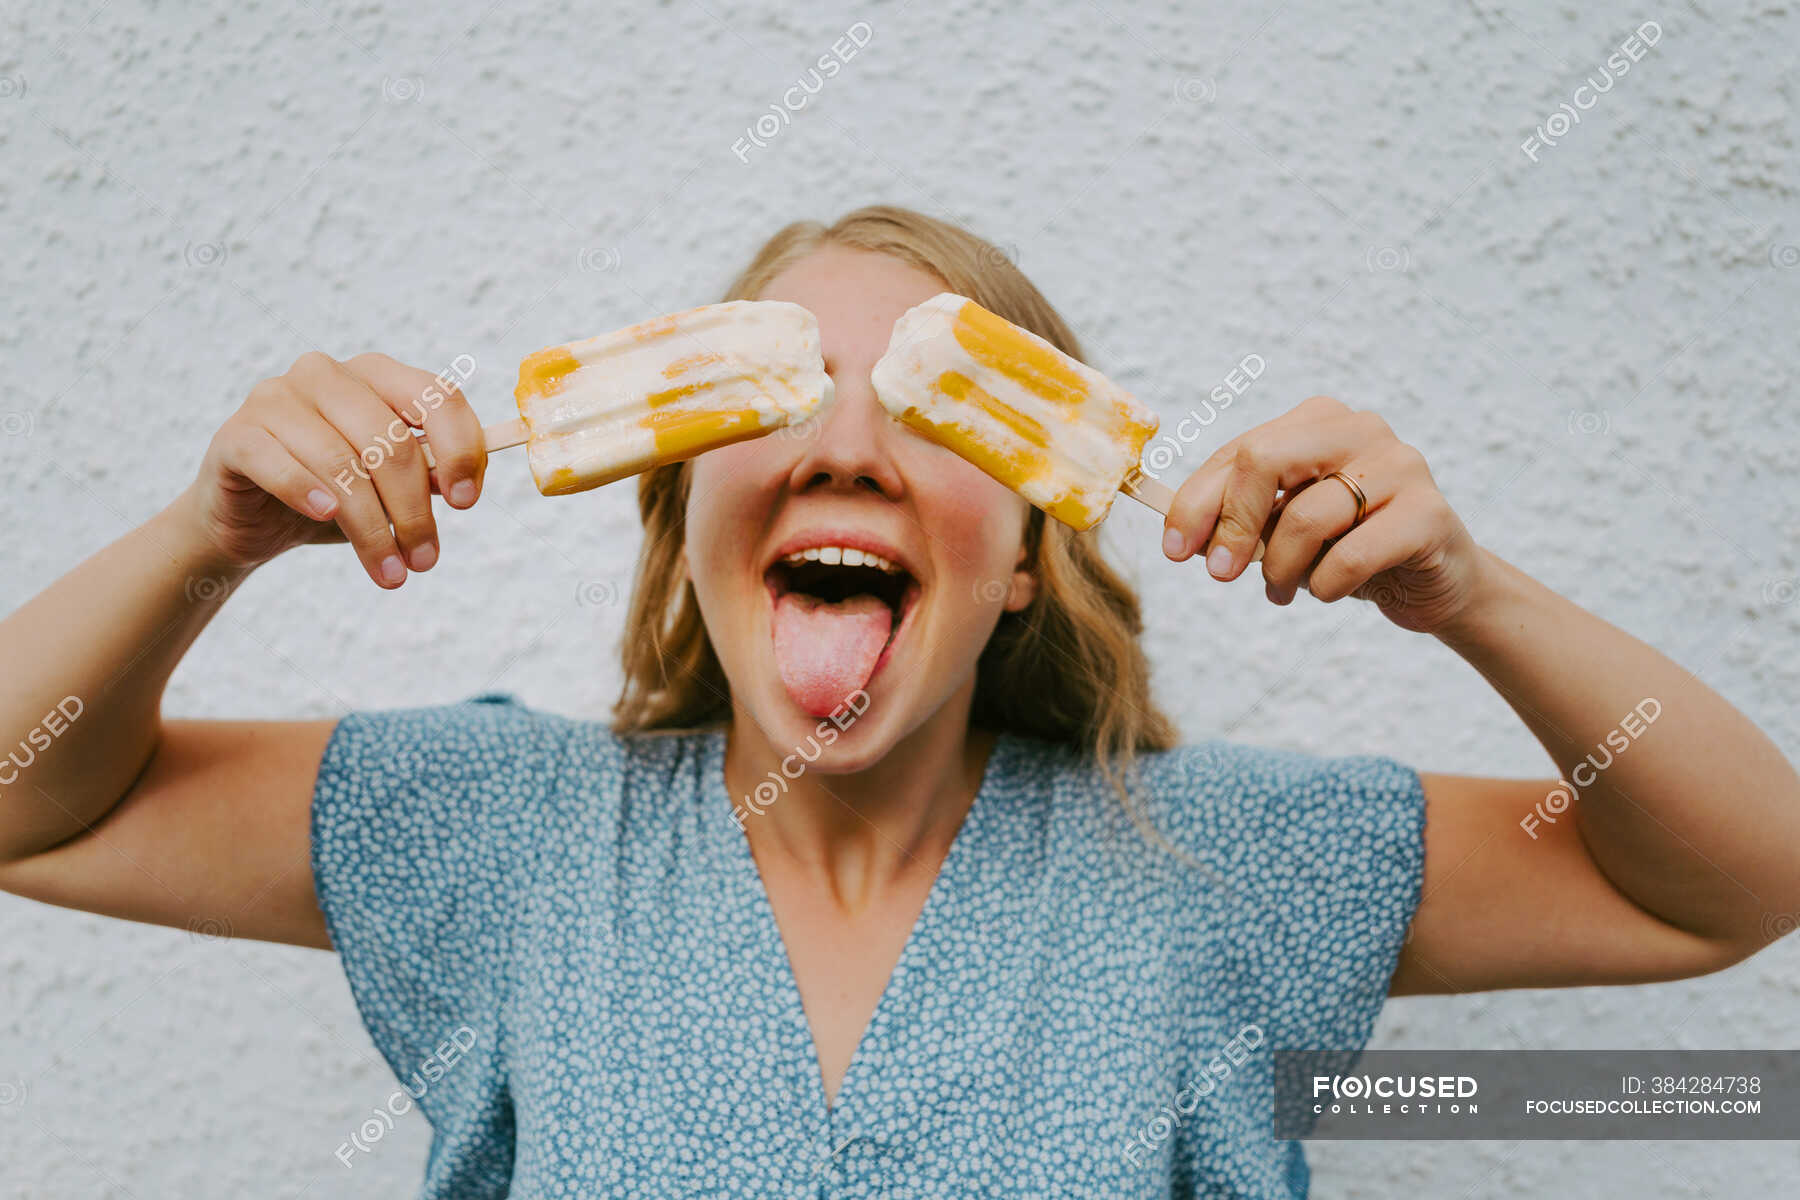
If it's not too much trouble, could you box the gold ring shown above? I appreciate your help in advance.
[1323,470,1368,526]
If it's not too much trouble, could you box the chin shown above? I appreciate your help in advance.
[743,675,895,770]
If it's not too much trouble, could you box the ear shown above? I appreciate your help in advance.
[1004,540,1037,612]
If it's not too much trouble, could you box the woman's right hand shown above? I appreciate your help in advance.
[172,351,488,588]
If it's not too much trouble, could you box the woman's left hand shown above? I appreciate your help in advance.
[1160,395,1487,635]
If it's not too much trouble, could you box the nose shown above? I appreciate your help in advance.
[785,366,906,501]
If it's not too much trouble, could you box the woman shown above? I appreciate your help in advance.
[1,205,1794,1198]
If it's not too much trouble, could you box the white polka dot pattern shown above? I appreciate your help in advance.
[311,694,1426,1198]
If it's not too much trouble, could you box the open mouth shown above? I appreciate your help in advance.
[763,541,922,716]
[769,550,914,622]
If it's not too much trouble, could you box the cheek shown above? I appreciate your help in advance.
[687,440,773,511]
[685,441,792,556]
[683,462,757,600]
[913,453,1030,571]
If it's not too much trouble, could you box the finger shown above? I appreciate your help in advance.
[1164,410,1377,577]
[267,404,409,588]
[340,352,487,508]
[1305,495,1437,604]
[303,359,441,573]
[1188,394,1352,475]
[219,425,340,523]
[1206,445,1288,579]
[1259,463,1390,605]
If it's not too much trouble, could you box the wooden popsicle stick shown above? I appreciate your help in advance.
[1120,470,1268,564]
[482,418,530,451]
[419,418,529,471]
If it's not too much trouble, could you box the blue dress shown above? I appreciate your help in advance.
[310,693,1425,1198]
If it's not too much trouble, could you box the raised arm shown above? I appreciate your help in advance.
[1389,550,1800,993]
[0,351,488,947]
[1157,394,1800,993]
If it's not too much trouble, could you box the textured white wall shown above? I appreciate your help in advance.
[2,1,1796,1195]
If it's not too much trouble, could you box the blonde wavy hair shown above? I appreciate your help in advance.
[612,204,1178,812]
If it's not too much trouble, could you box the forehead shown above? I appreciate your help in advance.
[756,243,948,365]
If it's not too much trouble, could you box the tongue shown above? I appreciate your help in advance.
[771,591,892,717]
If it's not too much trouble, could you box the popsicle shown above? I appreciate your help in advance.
[438,300,833,495]
[870,292,1263,559]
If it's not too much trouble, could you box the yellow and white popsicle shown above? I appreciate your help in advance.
[871,292,1262,559]
[870,292,1156,530]
[461,299,833,496]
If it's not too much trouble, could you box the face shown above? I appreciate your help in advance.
[684,243,1036,770]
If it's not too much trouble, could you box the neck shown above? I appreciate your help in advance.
[725,688,994,912]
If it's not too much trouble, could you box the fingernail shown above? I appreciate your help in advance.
[450,479,477,507]
[409,542,438,571]
[1162,527,1186,559]
[380,555,406,585]
[307,488,336,518]
[1207,543,1235,578]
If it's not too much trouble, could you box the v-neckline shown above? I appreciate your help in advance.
[704,726,1012,1131]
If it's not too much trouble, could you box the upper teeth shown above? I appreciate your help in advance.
[782,546,903,573]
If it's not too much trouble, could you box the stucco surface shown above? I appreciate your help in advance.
[2,1,1796,1196]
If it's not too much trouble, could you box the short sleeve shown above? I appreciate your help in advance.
[1137,740,1427,1053]
[310,692,575,1131]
